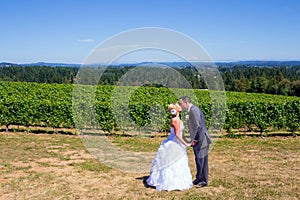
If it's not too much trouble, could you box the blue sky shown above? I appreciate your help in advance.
[1,0,300,64]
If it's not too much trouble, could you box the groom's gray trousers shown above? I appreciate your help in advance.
[193,145,209,184]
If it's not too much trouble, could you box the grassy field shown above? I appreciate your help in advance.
[0,132,299,200]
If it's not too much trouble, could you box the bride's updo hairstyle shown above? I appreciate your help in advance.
[168,103,181,116]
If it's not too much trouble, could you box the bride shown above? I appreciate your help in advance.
[146,103,193,191]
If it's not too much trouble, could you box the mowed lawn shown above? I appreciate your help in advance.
[0,132,299,200]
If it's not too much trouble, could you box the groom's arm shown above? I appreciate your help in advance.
[189,108,201,143]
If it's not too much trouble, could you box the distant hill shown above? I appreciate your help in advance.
[1,60,300,68]
[0,62,80,67]
[215,60,300,67]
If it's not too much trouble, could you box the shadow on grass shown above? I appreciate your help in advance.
[136,175,156,189]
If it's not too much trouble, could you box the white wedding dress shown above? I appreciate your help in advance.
[146,121,193,191]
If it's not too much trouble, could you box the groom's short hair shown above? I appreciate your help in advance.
[180,96,191,103]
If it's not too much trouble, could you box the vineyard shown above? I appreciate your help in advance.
[0,81,300,136]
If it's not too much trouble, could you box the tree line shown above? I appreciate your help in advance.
[219,65,300,96]
[0,65,299,96]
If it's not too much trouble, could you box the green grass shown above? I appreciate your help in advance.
[69,159,112,173]
[109,135,162,152]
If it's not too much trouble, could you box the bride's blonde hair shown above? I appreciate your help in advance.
[168,103,181,112]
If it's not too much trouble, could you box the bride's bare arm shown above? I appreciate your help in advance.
[171,118,190,147]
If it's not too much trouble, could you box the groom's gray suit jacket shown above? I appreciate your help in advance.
[188,104,212,149]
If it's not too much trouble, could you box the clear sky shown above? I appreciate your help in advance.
[1,0,300,64]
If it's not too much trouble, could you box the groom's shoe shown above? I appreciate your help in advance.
[195,182,207,188]
[192,179,200,185]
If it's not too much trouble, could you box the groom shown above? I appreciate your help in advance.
[179,96,212,188]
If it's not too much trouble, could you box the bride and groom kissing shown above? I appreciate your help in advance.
[146,96,212,192]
